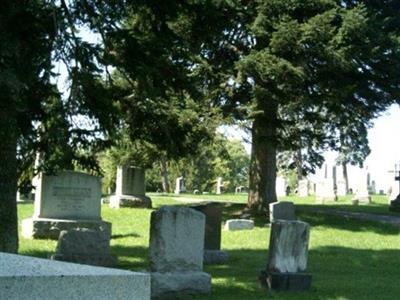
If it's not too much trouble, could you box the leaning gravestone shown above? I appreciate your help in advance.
[149,206,211,298]
[50,228,117,267]
[109,164,152,209]
[0,252,150,300]
[22,171,111,239]
[190,203,229,264]
[269,201,296,223]
[259,220,311,291]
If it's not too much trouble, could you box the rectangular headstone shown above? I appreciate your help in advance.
[33,171,101,220]
[276,177,287,197]
[224,219,254,231]
[269,201,295,223]
[267,220,310,273]
[298,180,309,197]
[116,165,146,196]
[149,206,205,272]
[0,252,150,300]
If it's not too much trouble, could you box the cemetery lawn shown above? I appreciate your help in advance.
[18,197,400,300]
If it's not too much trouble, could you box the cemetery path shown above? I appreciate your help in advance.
[300,208,400,227]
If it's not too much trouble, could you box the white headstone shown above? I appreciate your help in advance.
[298,180,309,197]
[315,178,336,203]
[336,180,347,196]
[174,177,186,194]
[224,219,254,231]
[353,169,371,204]
[216,177,224,194]
[276,177,286,198]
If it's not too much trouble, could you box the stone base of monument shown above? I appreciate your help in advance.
[21,218,111,239]
[109,194,152,209]
[0,252,150,300]
[50,253,117,267]
[353,195,371,204]
[389,195,400,212]
[151,271,211,298]
[259,271,312,291]
[203,249,229,265]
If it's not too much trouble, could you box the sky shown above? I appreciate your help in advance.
[221,104,400,192]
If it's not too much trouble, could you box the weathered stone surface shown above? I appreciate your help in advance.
[267,220,310,273]
[33,171,102,220]
[151,271,211,298]
[50,228,117,267]
[109,195,152,209]
[224,219,254,231]
[0,252,150,300]
[190,203,222,250]
[269,201,295,222]
[149,206,205,272]
[21,218,111,240]
[203,250,229,265]
[259,271,312,291]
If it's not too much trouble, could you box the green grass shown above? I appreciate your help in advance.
[17,197,400,300]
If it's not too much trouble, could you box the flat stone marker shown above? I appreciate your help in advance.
[224,219,254,231]
[51,228,117,267]
[190,203,229,264]
[22,171,111,239]
[0,252,150,300]
[149,206,211,297]
[109,164,151,209]
[260,220,311,291]
[269,201,296,223]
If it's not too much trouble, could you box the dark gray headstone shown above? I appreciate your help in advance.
[269,201,296,222]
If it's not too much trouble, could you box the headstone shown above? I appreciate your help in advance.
[297,180,309,197]
[149,206,211,298]
[21,171,111,239]
[269,201,296,223]
[50,228,117,267]
[109,164,151,208]
[259,220,312,291]
[224,219,254,231]
[190,203,229,265]
[216,177,224,194]
[0,252,150,300]
[315,179,337,203]
[352,169,371,204]
[336,180,347,196]
[276,177,286,198]
[389,164,400,211]
[174,177,186,194]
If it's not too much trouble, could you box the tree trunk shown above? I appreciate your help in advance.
[296,149,303,182]
[159,156,170,193]
[342,162,349,194]
[247,102,278,215]
[0,102,18,253]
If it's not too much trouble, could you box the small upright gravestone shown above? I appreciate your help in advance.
[50,228,117,267]
[109,164,151,209]
[174,177,186,194]
[352,170,371,204]
[297,180,309,197]
[22,171,111,239]
[276,177,287,198]
[216,177,224,194]
[190,203,229,264]
[260,220,311,291]
[269,201,296,223]
[149,206,211,298]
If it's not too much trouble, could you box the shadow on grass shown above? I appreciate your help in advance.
[296,209,400,235]
[19,249,51,259]
[111,244,148,270]
[111,232,141,239]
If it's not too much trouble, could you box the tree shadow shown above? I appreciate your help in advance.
[19,249,51,259]
[296,209,400,236]
[111,232,141,239]
[110,244,148,270]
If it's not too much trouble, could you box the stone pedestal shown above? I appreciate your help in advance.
[149,206,211,298]
[22,218,111,240]
[110,165,152,208]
